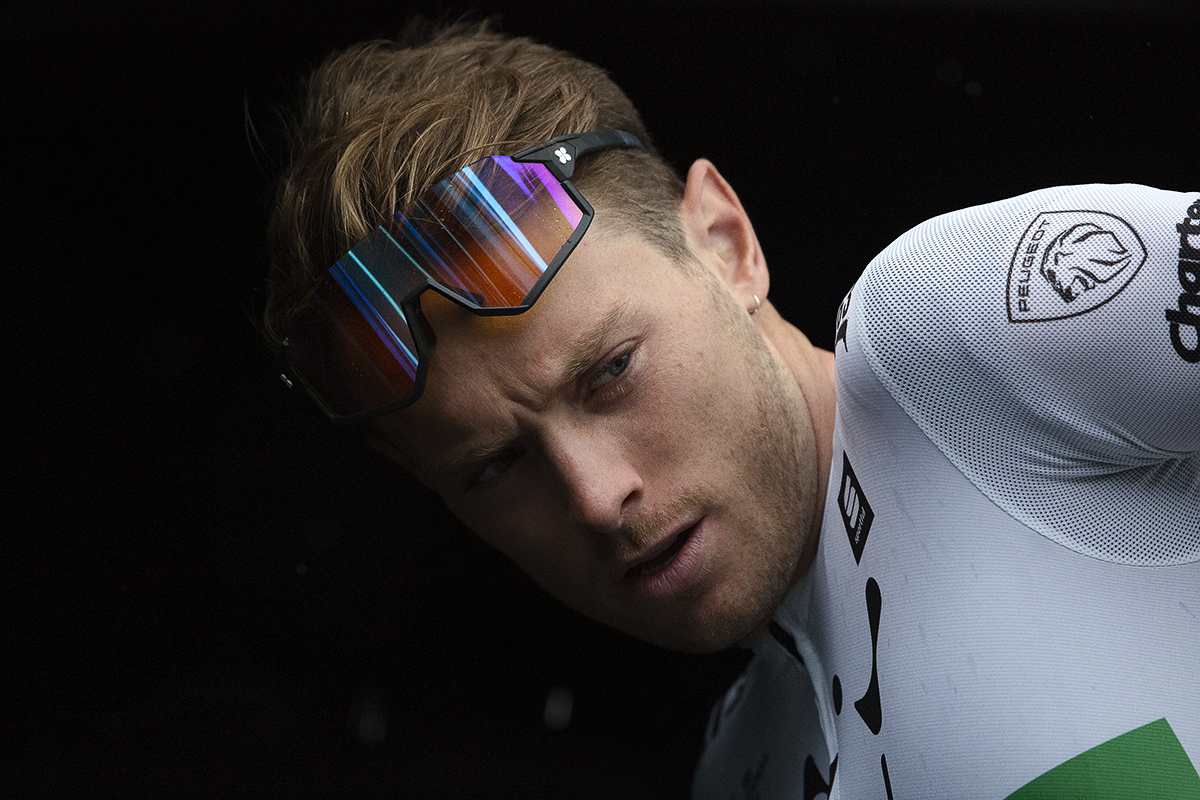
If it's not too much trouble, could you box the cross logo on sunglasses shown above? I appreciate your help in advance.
[553,146,572,164]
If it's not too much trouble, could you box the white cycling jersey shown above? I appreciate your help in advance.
[694,184,1200,799]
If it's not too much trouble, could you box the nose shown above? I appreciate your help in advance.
[543,426,642,533]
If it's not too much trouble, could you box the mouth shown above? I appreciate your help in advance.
[622,522,699,581]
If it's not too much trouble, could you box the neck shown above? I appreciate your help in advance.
[755,300,838,571]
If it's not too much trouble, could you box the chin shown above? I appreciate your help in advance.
[620,602,775,654]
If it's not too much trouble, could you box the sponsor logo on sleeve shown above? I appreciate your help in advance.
[1007,210,1146,323]
[1166,198,1200,363]
[838,453,874,565]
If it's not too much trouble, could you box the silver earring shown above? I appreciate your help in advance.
[750,295,761,316]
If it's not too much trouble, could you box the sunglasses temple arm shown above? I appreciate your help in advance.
[512,130,644,181]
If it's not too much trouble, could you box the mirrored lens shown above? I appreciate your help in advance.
[286,156,587,419]
[285,231,422,418]
[386,156,585,307]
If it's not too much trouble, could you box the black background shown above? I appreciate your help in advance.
[8,1,1197,797]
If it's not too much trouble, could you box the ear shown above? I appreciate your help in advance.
[679,159,769,314]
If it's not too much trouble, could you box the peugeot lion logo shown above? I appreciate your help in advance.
[1007,211,1147,323]
[1041,223,1134,302]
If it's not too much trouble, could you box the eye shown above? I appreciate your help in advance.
[475,447,521,485]
[588,349,632,392]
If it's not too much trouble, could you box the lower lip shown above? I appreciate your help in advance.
[620,519,707,600]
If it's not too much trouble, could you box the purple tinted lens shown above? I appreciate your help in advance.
[285,156,587,419]
[387,156,584,307]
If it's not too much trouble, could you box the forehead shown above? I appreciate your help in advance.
[374,225,714,468]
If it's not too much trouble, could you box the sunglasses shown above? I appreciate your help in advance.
[279,129,645,423]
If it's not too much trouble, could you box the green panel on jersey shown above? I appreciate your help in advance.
[1006,718,1199,800]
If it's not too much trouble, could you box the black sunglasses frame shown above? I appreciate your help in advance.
[279,129,645,424]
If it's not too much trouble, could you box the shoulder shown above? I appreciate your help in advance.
[851,183,1197,421]
[838,184,1200,565]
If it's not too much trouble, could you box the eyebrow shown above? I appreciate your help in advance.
[558,297,635,389]
[428,298,636,482]
[433,436,516,485]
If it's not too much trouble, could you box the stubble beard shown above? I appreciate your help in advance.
[665,284,817,653]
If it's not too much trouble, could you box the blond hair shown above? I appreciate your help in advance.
[263,21,687,346]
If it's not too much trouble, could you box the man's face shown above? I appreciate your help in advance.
[376,223,820,652]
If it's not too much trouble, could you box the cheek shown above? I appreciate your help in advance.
[648,333,753,452]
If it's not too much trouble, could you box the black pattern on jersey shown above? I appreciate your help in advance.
[835,290,852,351]
[854,577,883,735]
[831,453,894,796]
